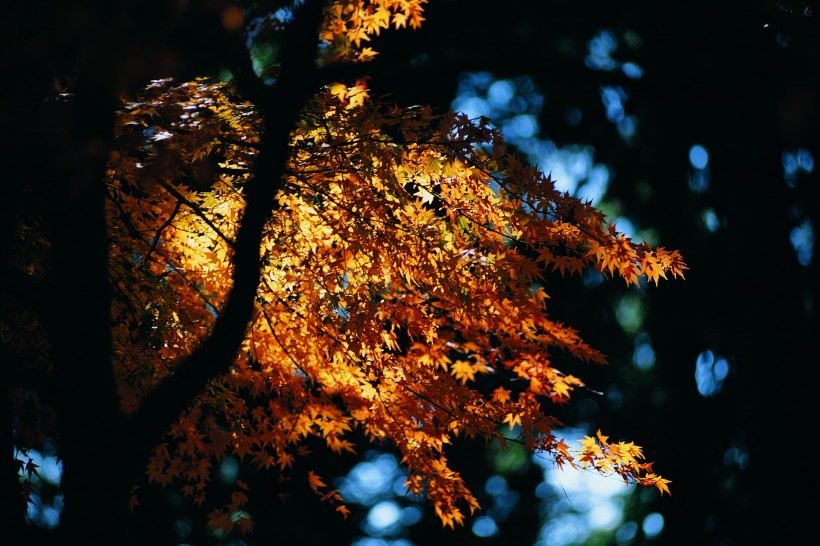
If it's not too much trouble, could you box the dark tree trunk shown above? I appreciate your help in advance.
[2,1,332,543]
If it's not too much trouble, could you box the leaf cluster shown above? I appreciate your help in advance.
[5,0,685,534]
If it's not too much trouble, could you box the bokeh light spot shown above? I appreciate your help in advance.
[689,144,709,169]
[701,208,720,232]
[218,457,239,484]
[642,512,665,538]
[472,516,499,538]
[622,62,644,79]
[632,341,656,370]
[615,521,638,544]
[221,6,245,32]
[789,219,814,266]
[366,500,401,532]
[485,475,508,496]
[695,350,730,397]
[586,30,618,71]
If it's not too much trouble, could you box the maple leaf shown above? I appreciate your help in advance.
[413,184,436,205]
[308,471,326,493]
[492,387,511,404]
[451,360,476,384]
[652,476,673,496]
[641,252,667,286]
[207,508,233,533]
[502,413,523,430]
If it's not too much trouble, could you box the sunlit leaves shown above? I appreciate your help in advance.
[577,430,672,496]
[321,0,428,61]
[99,10,684,530]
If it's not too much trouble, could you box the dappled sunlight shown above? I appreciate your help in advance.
[632,332,657,371]
[687,144,710,194]
[585,30,618,71]
[782,148,814,185]
[15,442,63,528]
[695,350,730,397]
[451,72,610,202]
[701,208,720,232]
[533,428,636,546]
[337,451,424,543]
[783,148,814,266]
[447,33,682,545]
[689,145,709,170]
[789,219,814,266]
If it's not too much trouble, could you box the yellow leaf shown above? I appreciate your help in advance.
[492,387,511,404]
[503,413,522,430]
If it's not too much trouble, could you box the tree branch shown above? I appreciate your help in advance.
[127,0,331,476]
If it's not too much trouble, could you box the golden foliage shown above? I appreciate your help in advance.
[103,71,683,529]
[47,0,684,531]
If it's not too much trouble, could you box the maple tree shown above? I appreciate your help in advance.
[3,0,685,543]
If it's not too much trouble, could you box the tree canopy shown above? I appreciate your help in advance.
[3,1,687,544]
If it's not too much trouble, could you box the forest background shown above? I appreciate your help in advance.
[2,1,816,545]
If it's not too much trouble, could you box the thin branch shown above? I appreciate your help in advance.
[155,180,235,248]
[144,199,181,263]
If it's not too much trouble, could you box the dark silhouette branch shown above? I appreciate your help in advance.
[127,0,331,477]
[144,198,182,264]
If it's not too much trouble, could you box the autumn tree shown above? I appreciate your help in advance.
[2,1,684,544]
